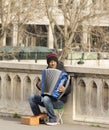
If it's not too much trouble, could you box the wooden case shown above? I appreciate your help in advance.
[21,114,47,125]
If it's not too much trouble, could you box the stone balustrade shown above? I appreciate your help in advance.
[0,61,109,125]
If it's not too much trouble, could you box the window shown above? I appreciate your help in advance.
[90,26,109,51]
[6,25,13,46]
[54,25,65,49]
[22,25,48,47]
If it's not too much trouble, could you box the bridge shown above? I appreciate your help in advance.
[0,60,108,125]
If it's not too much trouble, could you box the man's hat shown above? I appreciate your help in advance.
[46,53,58,64]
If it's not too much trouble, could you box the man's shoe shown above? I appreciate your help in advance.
[46,121,58,126]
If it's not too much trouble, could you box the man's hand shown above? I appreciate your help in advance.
[58,86,65,92]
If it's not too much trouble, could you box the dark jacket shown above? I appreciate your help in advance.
[36,61,71,103]
[56,61,71,103]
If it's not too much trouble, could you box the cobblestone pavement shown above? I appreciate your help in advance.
[0,117,108,130]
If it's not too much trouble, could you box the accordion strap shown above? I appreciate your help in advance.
[57,75,71,100]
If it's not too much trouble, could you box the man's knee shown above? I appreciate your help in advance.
[28,94,34,102]
[43,96,51,103]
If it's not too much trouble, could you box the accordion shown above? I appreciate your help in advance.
[41,68,70,99]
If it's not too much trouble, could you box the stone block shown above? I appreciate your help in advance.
[21,114,47,125]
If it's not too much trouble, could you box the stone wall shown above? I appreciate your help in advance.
[0,61,109,125]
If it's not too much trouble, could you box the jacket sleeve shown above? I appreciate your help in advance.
[58,73,68,86]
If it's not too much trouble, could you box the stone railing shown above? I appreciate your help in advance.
[67,63,109,125]
[0,61,46,117]
[0,60,109,125]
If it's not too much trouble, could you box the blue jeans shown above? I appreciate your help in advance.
[28,94,64,122]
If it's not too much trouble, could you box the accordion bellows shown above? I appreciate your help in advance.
[41,69,68,99]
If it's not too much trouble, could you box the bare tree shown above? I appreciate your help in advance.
[1,0,109,61]
[44,0,109,61]
[0,0,45,46]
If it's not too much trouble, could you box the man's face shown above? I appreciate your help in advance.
[48,60,57,69]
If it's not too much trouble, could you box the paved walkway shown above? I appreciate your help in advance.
[0,117,108,130]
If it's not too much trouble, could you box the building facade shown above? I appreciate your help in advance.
[0,0,109,52]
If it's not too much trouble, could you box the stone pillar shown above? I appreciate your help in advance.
[1,75,5,100]
[11,78,14,101]
[13,23,18,46]
[2,32,6,46]
[31,80,34,94]
[82,25,89,51]
[48,25,54,49]
[21,79,24,103]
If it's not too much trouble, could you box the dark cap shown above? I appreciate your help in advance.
[46,53,58,64]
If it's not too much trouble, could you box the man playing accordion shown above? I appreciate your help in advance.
[28,53,71,126]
